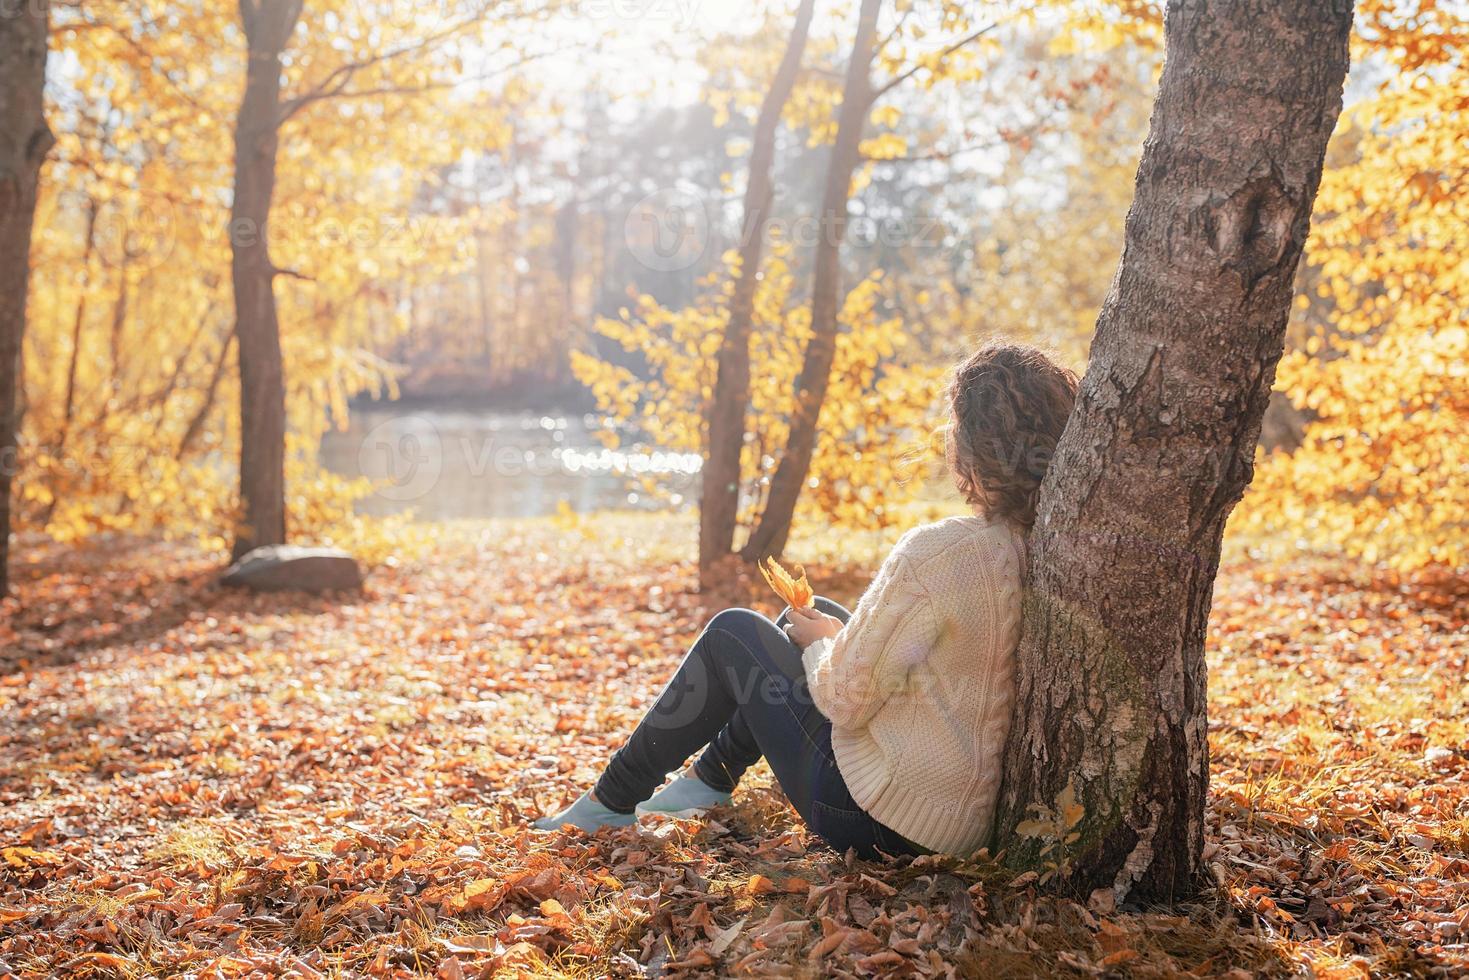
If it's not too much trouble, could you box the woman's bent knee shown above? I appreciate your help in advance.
[706,607,767,635]
[702,608,792,674]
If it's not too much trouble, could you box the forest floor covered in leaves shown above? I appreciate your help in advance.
[1,513,1466,978]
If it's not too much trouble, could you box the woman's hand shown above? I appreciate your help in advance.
[783,606,843,649]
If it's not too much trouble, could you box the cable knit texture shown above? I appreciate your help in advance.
[801,516,1024,855]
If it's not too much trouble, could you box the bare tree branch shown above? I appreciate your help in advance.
[276,10,496,126]
[863,109,1067,165]
[868,23,998,106]
[278,50,564,122]
[877,4,913,54]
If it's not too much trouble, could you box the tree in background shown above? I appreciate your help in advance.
[0,0,55,595]
[25,0,245,547]
[578,3,1109,564]
[993,0,1354,898]
[699,0,818,581]
[385,87,746,411]
[230,0,304,560]
[229,0,527,560]
[739,0,886,561]
[574,244,945,538]
[17,1,534,562]
[743,0,998,560]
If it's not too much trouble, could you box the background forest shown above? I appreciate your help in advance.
[1,0,1466,977]
[8,0,1461,574]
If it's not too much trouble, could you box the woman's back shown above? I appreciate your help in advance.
[802,516,1026,854]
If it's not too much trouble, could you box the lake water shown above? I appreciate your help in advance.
[319,408,703,520]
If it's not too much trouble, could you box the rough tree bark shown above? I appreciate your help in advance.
[0,0,55,595]
[992,0,1354,902]
[741,0,881,562]
[230,0,303,560]
[697,0,817,581]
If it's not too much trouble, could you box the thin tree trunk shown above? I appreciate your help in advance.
[108,250,130,396]
[992,0,1353,902]
[507,134,528,376]
[230,0,302,561]
[57,197,98,457]
[697,0,817,579]
[554,196,578,343]
[0,0,54,596]
[147,311,214,437]
[741,0,882,561]
[179,332,236,460]
[476,231,493,372]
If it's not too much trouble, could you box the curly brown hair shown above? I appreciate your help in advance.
[947,342,1080,530]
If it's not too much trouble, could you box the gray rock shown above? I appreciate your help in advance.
[221,545,364,593]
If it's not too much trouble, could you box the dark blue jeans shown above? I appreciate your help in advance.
[594,598,920,859]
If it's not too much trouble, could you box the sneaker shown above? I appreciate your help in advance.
[532,791,637,832]
[635,773,733,819]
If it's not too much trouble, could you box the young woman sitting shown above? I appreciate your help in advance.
[533,341,1079,858]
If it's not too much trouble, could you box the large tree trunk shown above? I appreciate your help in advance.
[741,0,881,562]
[993,0,1353,902]
[697,0,817,580]
[230,0,302,561]
[0,0,54,596]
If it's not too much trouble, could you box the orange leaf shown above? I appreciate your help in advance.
[745,873,777,895]
[1,847,63,868]
[758,557,814,609]
[451,877,505,913]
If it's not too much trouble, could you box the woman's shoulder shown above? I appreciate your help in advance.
[893,515,1024,570]
[890,518,1024,609]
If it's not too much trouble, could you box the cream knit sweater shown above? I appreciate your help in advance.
[800,515,1025,855]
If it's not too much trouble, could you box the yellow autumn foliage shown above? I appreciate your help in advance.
[19,0,520,553]
[571,241,946,539]
[1239,2,1468,571]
